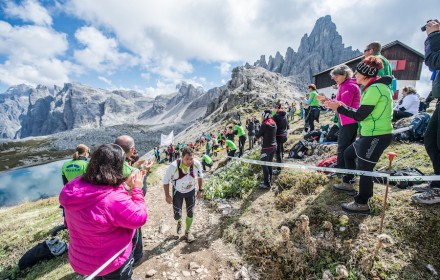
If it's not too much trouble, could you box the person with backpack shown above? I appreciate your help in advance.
[233,120,247,157]
[317,64,360,170]
[162,147,203,243]
[412,19,440,204]
[325,56,393,214]
[273,107,289,175]
[392,86,420,122]
[60,144,147,279]
[255,110,277,189]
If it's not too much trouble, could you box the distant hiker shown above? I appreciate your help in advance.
[201,154,213,171]
[237,111,241,122]
[60,144,147,279]
[162,147,203,243]
[304,84,320,132]
[392,86,420,122]
[300,101,305,120]
[325,56,393,214]
[364,41,393,77]
[233,120,247,157]
[205,139,212,156]
[61,144,90,185]
[223,136,237,159]
[226,126,235,142]
[254,110,277,189]
[275,99,282,109]
[212,136,219,157]
[155,146,161,162]
[412,19,440,204]
[273,107,289,175]
[168,144,175,162]
[318,64,360,170]
[246,118,256,150]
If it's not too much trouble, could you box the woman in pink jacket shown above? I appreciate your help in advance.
[318,64,361,171]
[60,144,147,279]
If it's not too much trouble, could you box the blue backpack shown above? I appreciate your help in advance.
[409,113,431,141]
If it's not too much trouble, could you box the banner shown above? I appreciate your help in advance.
[160,131,174,146]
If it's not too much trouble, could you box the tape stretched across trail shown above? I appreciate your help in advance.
[228,156,440,182]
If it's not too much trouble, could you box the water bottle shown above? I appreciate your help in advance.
[319,131,325,143]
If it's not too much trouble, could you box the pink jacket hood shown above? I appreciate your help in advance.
[59,176,147,276]
[336,78,361,126]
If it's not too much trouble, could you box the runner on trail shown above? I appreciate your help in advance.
[163,147,204,243]
[233,120,247,157]
[223,137,237,160]
[201,154,213,171]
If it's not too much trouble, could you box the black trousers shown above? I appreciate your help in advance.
[306,106,318,131]
[343,134,392,204]
[260,147,276,186]
[275,135,287,170]
[173,189,196,220]
[202,161,213,171]
[424,101,440,188]
[336,123,358,169]
[392,110,413,122]
[238,136,246,157]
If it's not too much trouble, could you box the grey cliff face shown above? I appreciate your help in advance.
[0,81,213,139]
[254,15,361,86]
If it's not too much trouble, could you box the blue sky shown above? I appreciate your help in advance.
[0,0,439,97]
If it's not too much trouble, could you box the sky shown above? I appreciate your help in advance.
[0,0,439,97]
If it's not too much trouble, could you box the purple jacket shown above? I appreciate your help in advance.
[59,176,147,276]
[336,78,360,126]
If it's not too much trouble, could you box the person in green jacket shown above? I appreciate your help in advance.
[325,56,393,214]
[364,41,393,91]
[233,120,246,157]
[201,154,213,171]
[223,137,237,160]
[61,144,90,185]
[304,84,320,131]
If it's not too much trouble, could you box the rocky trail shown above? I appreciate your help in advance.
[131,162,250,280]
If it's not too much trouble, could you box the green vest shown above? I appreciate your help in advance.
[62,159,88,182]
[234,125,245,137]
[359,83,393,136]
[202,154,213,164]
[225,140,236,151]
[309,91,320,106]
[123,161,139,177]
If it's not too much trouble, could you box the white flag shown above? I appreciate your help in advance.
[160,131,174,146]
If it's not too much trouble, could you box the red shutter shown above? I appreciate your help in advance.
[396,60,406,70]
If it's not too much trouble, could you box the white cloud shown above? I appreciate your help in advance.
[0,20,73,87]
[149,56,193,83]
[3,0,52,26]
[73,26,137,73]
[98,76,113,87]
[218,62,231,77]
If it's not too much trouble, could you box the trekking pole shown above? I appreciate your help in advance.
[379,152,397,234]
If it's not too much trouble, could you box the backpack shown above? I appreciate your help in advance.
[317,156,338,171]
[409,113,431,141]
[176,159,194,180]
[373,167,425,189]
[304,130,321,142]
[288,140,309,159]
[325,125,339,142]
[18,238,67,270]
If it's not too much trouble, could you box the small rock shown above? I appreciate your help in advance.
[339,226,346,232]
[145,269,157,277]
[191,271,196,276]
[182,270,191,277]
[171,272,179,277]
[196,268,204,274]
[189,262,200,270]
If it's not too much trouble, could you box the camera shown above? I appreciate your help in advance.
[421,19,438,31]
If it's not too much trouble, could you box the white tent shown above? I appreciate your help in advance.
[160,131,174,146]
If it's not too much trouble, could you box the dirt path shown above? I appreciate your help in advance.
[132,162,247,280]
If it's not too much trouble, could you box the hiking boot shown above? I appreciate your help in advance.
[259,182,271,189]
[186,232,195,243]
[411,188,440,205]
[332,182,356,195]
[176,220,182,235]
[272,169,280,175]
[341,201,370,214]
[411,183,432,193]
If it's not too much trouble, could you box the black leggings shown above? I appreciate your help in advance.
[275,135,287,169]
[425,101,440,187]
[261,147,276,185]
[343,134,392,204]
[173,189,196,220]
[238,136,246,157]
[336,123,358,169]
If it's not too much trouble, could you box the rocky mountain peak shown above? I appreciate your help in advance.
[253,15,361,87]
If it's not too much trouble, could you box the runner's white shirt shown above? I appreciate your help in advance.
[163,159,203,193]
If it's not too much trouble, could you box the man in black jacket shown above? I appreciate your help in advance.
[273,108,289,175]
[412,19,440,204]
[255,110,277,189]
